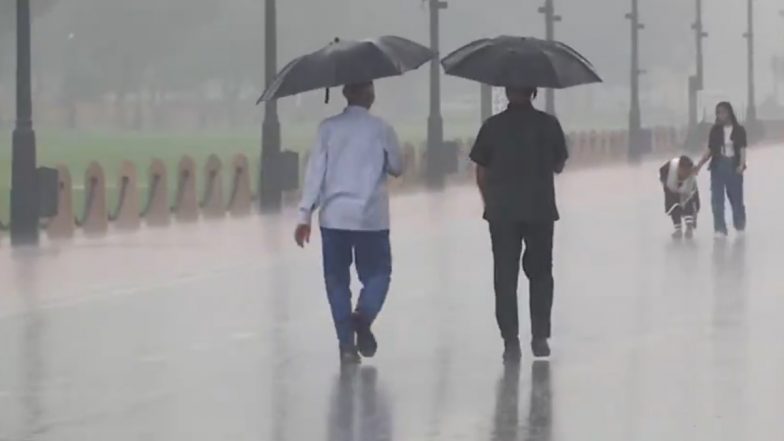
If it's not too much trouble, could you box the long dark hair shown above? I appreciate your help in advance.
[715,101,739,127]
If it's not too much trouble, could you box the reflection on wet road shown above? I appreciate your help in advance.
[2,147,784,440]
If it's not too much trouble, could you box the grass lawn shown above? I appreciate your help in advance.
[0,130,264,224]
[0,122,476,224]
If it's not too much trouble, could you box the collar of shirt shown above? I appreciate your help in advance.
[345,105,370,115]
[506,102,534,112]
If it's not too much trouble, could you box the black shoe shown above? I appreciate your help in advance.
[503,338,522,364]
[340,345,361,365]
[353,313,378,358]
[531,338,551,358]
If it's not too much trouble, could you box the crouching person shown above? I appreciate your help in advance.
[660,156,700,239]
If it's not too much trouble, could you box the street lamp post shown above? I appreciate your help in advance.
[773,56,781,104]
[779,11,784,105]
[426,0,448,189]
[688,0,707,130]
[744,0,757,123]
[538,0,561,115]
[480,84,492,123]
[626,0,645,161]
[10,0,39,246]
[260,0,282,213]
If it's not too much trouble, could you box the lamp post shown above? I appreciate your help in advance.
[778,11,784,105]
[773,56,782,105]
[538,0,561,115]
[426,0,448,189]
[10,0,39,246]
[480,84,492,123]
[626,0,645,161]
[688,0,707,130]
[260,0,282,212]
[744,0,757,123]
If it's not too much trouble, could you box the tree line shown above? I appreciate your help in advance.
[3,0,753,132]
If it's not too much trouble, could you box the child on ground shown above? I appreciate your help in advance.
[659,156,700,239]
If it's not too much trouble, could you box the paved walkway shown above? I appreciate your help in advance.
[2,146,784,440]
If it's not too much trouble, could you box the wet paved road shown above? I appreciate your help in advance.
[2,146,784,440]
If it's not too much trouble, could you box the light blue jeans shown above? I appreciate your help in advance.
[710,157,746,234]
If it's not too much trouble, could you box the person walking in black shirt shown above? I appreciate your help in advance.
[695,101,748,238]
[470,87,568,363]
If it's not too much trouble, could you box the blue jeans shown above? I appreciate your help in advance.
[711,157,746,233]
[321,228,392,348]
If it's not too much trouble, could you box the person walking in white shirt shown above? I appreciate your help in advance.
[659,156,700,239]
[294,82,404,364]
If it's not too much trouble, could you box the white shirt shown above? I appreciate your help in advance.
[665,158,697,204]
[298,106,404,231]
[722,125,735,158]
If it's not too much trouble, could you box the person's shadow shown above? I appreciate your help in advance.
[710,237,748,439]
[711,236,748,331]
[491,361,553,441]
[11,250,46,440]
[326,366,393,441]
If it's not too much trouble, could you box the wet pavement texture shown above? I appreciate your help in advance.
[2,147,784,440]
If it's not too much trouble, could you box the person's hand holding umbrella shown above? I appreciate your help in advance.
[441,35,601,361]
[262,36,431,364]
[257,35,432,252]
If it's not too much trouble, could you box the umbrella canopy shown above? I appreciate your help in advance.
[441,36,601,89]
[258,36,434,103]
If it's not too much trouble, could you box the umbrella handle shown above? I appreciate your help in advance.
[323,38,339,104]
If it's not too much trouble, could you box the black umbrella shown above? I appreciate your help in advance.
[441,36,601,89]
[257,36,434,103]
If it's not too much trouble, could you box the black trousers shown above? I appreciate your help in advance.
[489,221,555,341]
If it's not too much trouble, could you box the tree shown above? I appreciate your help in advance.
[36,0,222,129]
[0,1,58,47]
[0,0,57,126]
[154,0,264,128]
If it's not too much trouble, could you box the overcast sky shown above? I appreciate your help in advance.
[2,0,783,131]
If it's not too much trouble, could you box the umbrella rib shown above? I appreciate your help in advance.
[258,56,306,103]
[441,35,601,89]
[441,38,492,69]
[259,36,433,102]
[537,49,563,88]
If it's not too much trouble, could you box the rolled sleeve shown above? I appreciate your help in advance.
[297,124,328,225]
[383,123,404,177]
[470,123,493,167]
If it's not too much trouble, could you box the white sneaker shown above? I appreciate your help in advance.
[672,229,683,239]
[714,231,728,240]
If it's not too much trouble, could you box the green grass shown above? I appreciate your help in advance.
[0,130,265,224]
[0,123,477,224]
